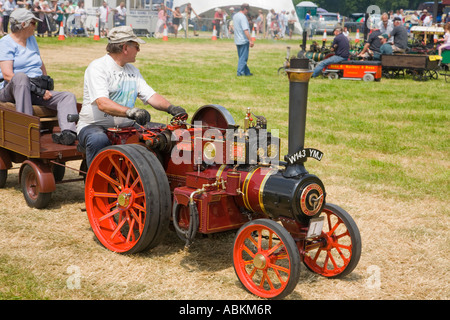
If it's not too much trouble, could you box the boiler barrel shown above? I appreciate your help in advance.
[217,166,325,223]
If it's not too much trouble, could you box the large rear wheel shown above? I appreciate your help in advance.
[85,144,171,254]
[233,219,301,299]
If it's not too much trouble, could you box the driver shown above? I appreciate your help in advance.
[77,26,186,168]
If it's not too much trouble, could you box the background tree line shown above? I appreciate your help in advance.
[291,0,433,16]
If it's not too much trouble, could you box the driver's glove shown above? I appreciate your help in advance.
[126,108,151,125]
[167,105,187,118]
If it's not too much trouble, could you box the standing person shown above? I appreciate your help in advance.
[74,0,87,36]
[423,12,432,27]
[98,1,111,38]
[278,10,286,38]
[288,9,297,40]
[51,0,63,37]
[115,1,126,27]
[389,17,408,53]
[77,26,187,168]
[171,6,182,38]
[155,4,167,36]
[265,8,273,38]
[64,0,75,35]
[311,26,349,78]
[342,26,349,39]
[269,9,279,38]
[36,1,50,37]
[184,2,200,37]
[213,7,223,38]
[0,8,78,145]
[221,8,229,39]
[410,11,419,28]
[420,9,427,25]
[233,3,254,77]
[228,6,235,35]
[3,0,17,34]
[305,10,312,40]
[255,9,263,36]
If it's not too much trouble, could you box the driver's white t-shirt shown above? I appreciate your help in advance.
[77,54,156,134]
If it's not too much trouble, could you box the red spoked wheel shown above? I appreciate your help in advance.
[303,203,361,278]
[233,219,301,299]
[85,144,171,254]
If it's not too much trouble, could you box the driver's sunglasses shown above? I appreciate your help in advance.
[127,42,140,51]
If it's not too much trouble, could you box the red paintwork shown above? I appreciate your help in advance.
[325,62,383,80]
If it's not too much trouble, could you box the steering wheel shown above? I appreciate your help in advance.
[170,112,189,125]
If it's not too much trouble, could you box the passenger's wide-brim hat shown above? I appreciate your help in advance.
[107,26,146,44]
[10,8,43,23]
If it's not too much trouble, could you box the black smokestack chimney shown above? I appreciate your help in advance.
[284,58,312,177]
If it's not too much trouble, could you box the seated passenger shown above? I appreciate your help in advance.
[438,22,450,57]
[0,8,78,145]
[373,34,393,60]
[389,17,408,53]
[357,28,382,59]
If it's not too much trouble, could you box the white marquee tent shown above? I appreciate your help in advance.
[172,0,303,33]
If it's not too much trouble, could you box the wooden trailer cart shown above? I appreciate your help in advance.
[0,102,84,208]
[381,53,442,81]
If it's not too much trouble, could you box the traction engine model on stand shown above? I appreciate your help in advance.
[84,58,362,299]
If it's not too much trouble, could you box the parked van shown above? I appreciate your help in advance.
[314,12,339,35]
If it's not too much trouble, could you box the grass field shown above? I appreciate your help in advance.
[0,34,448,301]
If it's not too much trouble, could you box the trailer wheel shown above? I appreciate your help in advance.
[52,163,66,182]
[0,169,7,188]
[20,164,52,209]
[85,144,171,254]
[233,219,301,299]
[303,203,361,278]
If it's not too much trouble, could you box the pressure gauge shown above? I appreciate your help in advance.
[203,142,216,161]
[267,143,279,159]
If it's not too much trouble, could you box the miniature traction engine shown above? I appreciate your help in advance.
[84,58,362,299]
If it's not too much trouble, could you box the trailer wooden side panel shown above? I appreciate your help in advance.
[381,54,440,70]
[0,102,83,160]
[0,107,41,157]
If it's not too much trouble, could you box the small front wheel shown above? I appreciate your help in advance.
[303,203,361,278]
[233,219,301,299]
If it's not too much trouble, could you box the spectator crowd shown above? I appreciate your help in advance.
[0,0,129,38]
[151,4,299,40]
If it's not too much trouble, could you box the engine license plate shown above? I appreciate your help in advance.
[306,216,324,239]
